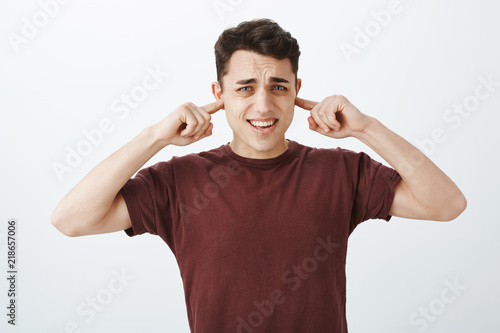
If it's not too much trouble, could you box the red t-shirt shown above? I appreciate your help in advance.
[119,140,401,332]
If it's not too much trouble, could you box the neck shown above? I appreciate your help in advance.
[229,138,289,159]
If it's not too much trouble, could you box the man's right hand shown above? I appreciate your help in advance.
[153,99,224,146]
[51,98,225,237]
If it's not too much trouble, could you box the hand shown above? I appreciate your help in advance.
[295,95,371,139]
[153,99,224,146]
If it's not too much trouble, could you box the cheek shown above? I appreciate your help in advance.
[223,106,244,129]
[224,100,247,122]
[282,110,294,126]
[279,101,295,122]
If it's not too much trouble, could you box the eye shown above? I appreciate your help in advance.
[273,85,287,91]
[238,86,252,92]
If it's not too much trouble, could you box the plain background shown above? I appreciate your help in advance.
[1,0,499,332]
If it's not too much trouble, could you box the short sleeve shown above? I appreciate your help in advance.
[118,161,174,242]
[349,151,401,230]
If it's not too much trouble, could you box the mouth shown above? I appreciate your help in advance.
[246,118,278,135]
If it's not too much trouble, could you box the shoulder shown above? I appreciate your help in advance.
[134,145,226,180]
[292,140,367,164]
[170,144,227,166]
[292,141,389,180]
[164,145,231,178]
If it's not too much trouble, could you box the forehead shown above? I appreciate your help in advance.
[225,50,294,81]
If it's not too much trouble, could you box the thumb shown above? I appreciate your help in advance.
[307,116,319,131]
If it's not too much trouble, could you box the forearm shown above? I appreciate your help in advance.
[355,117,466,220]
[51,125,167,230]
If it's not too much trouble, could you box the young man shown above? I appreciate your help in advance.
[51,19,466,332]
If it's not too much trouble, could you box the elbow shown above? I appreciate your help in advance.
[50,210,81,237]
[437,193,467,222]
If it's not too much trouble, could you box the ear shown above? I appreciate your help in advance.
[295,78,302,96]
[211,81,223,101]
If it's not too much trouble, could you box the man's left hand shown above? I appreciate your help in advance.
[295,95,371,139]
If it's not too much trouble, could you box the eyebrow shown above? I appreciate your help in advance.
[235,77,290,85]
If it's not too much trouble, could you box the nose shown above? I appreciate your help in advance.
[253,89,274,114]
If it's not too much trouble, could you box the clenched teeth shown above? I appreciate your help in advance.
[249,119,277,127]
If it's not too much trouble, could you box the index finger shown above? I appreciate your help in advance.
[201,99,224,114]
[295,97,319,111]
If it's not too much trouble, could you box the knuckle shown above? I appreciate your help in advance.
[178,103,192,113]
[337,95,347,102]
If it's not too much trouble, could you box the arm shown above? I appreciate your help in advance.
[295,95,466,221]
[51,100,224,237]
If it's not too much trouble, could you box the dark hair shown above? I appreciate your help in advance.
[214,18,300,89]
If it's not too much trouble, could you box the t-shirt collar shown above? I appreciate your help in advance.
[222,139,297,165]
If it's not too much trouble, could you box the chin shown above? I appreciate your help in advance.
[229,117,289,157]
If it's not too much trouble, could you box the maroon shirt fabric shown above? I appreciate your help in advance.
[119,140,401,333]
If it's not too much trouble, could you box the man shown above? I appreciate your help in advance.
[51,18,466,332]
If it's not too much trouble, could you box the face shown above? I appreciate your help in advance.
[212,50,301,159]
